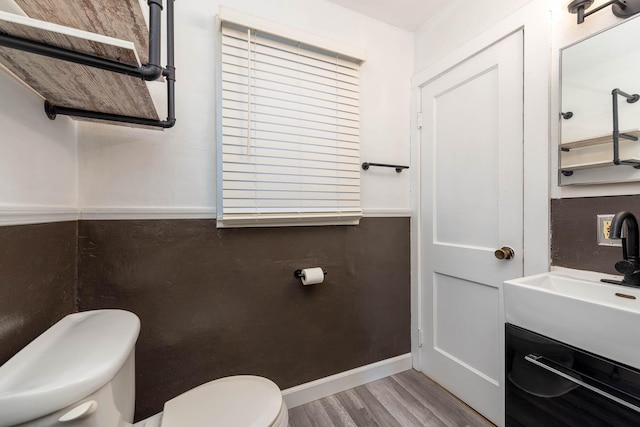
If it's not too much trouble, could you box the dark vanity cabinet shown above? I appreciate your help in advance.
[506,324,640,426]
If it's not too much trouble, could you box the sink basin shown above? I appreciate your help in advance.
[504,269,640,370]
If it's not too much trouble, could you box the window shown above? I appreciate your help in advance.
[217,8,366,227]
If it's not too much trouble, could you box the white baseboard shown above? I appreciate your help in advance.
[282,353,413,409]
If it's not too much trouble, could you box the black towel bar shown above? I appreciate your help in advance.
[362,162,409,173]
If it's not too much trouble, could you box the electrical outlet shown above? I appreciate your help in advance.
[598,214,622,247]
[603,220,612,239]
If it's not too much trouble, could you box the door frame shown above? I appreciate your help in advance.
[410,0,551,372]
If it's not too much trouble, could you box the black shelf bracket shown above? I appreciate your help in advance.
[362,162,409,173]
[568,0,640,24]
[612,88,640,168]
[0,0,176,128]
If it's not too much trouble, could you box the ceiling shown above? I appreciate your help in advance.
[325,0,451,31]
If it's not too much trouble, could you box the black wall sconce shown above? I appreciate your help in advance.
[568,0,640,24]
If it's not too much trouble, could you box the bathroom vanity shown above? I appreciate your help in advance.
[504,270,640,425]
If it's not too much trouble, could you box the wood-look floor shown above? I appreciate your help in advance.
[288,369,494,427]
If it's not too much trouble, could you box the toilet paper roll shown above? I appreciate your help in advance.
[301,267,325,285]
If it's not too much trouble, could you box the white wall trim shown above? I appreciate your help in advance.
[0,206,411,224]
[0,206,79,226]
[362,208,411,217]
[281,353,412,409]
[79,207,217,220]
[81,207,410,220]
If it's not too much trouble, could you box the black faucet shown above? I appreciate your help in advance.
[610,211,640,287]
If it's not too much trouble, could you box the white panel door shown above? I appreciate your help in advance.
[419,31,523,426]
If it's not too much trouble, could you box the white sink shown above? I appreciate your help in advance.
[504,269,640,370]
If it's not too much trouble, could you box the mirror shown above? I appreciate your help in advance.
[560,15,640,185]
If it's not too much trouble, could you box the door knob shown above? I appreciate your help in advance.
[494,246,515,260]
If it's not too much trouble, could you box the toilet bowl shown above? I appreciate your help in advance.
[0,310,287,427]
[136,376,288,427]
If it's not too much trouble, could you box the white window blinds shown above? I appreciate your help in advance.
[218,15,364,227]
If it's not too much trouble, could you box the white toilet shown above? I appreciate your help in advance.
[0,310,288,427]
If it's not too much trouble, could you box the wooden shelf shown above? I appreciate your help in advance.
[13,0,150,64]
[0,0,162,122]
[561,129,640,150]
[561,129,640,173]
[562,158,640,172]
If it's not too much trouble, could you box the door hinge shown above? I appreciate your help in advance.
[417,112,423,129]
[418,328,424,347]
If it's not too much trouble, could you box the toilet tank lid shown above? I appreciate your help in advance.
[0,309,140,427]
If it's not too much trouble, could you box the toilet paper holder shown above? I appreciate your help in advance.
[294,269,327,279]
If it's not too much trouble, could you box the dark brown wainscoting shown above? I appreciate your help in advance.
[0,221,77,365]
[77,217,411,421]
[551,195,640,274]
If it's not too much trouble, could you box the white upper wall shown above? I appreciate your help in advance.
[413,0,531,73]
[0,68,77,213]
[415,0,640,199]
[8,0,634,224]
[78,0,414,216]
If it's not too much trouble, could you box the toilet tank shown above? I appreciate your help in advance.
[0,310,140,427]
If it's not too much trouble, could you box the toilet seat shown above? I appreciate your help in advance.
[160,375,286,427]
